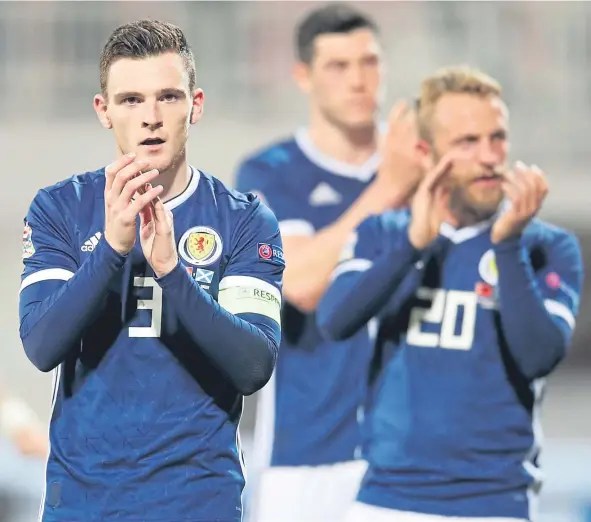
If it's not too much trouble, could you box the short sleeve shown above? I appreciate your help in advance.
[235,159,315,238]
[218,200,284,327]
[20,190,78,293]
[533,231,583,331]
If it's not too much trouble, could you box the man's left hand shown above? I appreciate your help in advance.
[139,186,179,277]
[491,162,548,244]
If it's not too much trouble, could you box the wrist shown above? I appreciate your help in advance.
[491,229,523,245]
[407,223,428,250]
[492,234,523,251]
[372,177,410,209]
[153,255,180,279]
[104,231,131,256]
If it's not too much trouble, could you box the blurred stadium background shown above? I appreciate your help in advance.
[1,2,590,521]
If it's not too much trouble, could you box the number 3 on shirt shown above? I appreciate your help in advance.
[129,277,163,338]
[406,287,478,350]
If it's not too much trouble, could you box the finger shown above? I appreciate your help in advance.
[401,108,418,139]
[422,151,456,193]
[523,166,541,213]
[140,218,155,243]
[530,164,549,200]
[433,184,451,223]
[527,164,548,214]
[152,196,168,221]
[514,162,538,214]
[423,147,478,193]
[110,160,151,199]
[513,163,532,206]
[139,198,154,228]
[384,101,410,149]
[118,169,160,207]
[152,195,174,235]
[124,185,165,222]
[395,101,418,134]
[112,159,151,196]
[501,176,522,212]
[388,100,409,125]
[140,183,156,208]
[104,153,136,192]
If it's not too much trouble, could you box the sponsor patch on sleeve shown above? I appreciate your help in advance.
[543,271,579,304]
[218,275,281,324]
[22,222,35,259]
[258,243,285,266]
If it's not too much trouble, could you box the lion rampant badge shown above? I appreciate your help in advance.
[188,232,215,262]
[179,226,223,266]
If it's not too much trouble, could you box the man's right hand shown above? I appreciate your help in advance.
[407,151,459,250]
[103,153,164,255]
[376,101,424,206]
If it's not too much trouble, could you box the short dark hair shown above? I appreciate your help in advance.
[99,20,196,96]
[295,3,378,64]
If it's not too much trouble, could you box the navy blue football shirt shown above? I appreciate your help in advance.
[236,128,379,467]
[19,167,284,522]
[318,209,583,520]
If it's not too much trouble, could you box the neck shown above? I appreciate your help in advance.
[307,111,378,166]
[158,155,192,203]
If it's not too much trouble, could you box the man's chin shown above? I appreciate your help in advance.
[346,117,376,131]
[134,156,169,174]
[468,198,503,220]
[332,111,376,132]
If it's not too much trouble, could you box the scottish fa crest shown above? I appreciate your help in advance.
[179,226,223,266]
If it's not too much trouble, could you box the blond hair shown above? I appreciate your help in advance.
[417,66,502,142]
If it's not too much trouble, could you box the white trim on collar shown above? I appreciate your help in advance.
[439,200,510,244]
[295,128,380,182]
[439,220,493,244]
[164,166,200,211]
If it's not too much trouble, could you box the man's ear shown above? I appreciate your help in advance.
[293,61,313,95]
[416,139,433,171]
[93,94,112,130]
[189,89,205,125]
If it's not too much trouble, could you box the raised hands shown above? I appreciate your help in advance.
[139,192,179,278]
[103,153,163,255]
[377,101,424,204]
[491,162,548,244]
[407,151,463,250]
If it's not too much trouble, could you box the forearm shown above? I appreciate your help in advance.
[19,238,126,372]
[318,232,420,340]
[284,179,404,311]
[495,237,569,380]
[157,262,278,396]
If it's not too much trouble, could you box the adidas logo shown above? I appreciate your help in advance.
[309,182,342,206]
[81,232,102,252]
